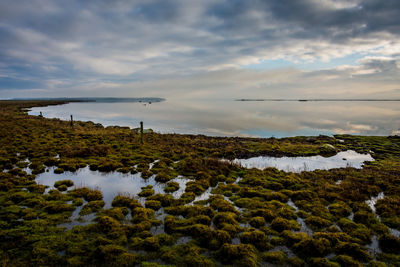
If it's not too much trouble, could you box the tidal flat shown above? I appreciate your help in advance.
[1,100,400,266]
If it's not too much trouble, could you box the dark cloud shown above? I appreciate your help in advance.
[207,0,400,41]
[132,1,181,23]
[0,77,43,90]
[362,0,400,33]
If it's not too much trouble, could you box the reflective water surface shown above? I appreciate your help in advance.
[35,166,191,208]
[29,99,400,137]
[231,150,374,172]
[32,154,399,238]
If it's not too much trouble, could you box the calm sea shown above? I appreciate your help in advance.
[28,99,400,137]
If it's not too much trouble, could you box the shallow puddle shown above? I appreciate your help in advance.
[365,192,384,213]
[364,192,400,238]
[230,150,373,172]
[287,199,313,235]
[35,167,190,208]
[286,199,298,212]
[390,228,400,238]
[191,187,213,204]
[366,235,382,260]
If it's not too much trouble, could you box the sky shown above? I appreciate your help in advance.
[1,0,400,100]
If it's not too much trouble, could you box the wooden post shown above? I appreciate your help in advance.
[70,115,74,128]
[140,121,144,144]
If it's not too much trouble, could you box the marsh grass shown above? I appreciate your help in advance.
[0,100,400,266]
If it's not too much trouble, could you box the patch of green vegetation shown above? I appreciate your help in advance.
[138,185,155,197]
[54,179,74,188]
[262,250,287,264]
[0,101,400,266]
[164,181,179,193]
[80,200,105,215]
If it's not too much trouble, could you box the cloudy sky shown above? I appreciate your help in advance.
[1,0,400,99]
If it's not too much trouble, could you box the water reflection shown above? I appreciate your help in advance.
[35,167,190,208]
[231,150,374,172]
[29,99,400,137]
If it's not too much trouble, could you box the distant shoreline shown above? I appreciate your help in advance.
[235,98,400,102]
[8,97,165,103]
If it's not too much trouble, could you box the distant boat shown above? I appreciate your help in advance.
[298,99,308,102]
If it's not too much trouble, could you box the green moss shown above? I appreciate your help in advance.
[329,201,351,218]
[164,181,179,193]
[100,207,128,221]
[86,189,104,201]
[125,221,152,235]
[8,191,32,204]
[366,261,387,267]
[116,167,131,174]
[159,244,215,266]
[378,233,400,254]
[97,244,128,263]
[95,216,121,233]
[79,200,105,215]
[312,232,353,248]
[249,216,266,228]
[309,258,340,267]
[337,218,372,244]
[251,208,276,222]
[282,230,309,247]
[271,217,300,232]
[147,194,175,207]
[141,169,154,179]
[240,229,270,250]
[262,250,287,264]
[213,212,240,228]
[217,243,258,267]
[187,224,214,245]
[209,196,237,213]
[145,200,162,210]
[212,229,231,247]
[335,242,372,262]
[112,195,142,210]
[97,159,123,172]
[156,233,175,247]
[131,207,154,223]
[293,237,332,257]
[54,179,74,188]
[141,262,173,267]
[287,257,304,267]
[44,201,75,214]
[70,187,103,202]
[304,215,332,231]
[179,192,195,203]
[138,185,155,197]
[376,252,400,266]
[57,184,68,191]
[142,236,160,251]
[333,255,362,267]
[270,236,285,246]
[353,210,379,226]
[185,181,206,195]
[154,171,175,183]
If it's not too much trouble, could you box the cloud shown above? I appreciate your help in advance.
[14,56,396,102]
[0,0,399,97]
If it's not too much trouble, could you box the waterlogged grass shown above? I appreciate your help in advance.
[0,100,400,266]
